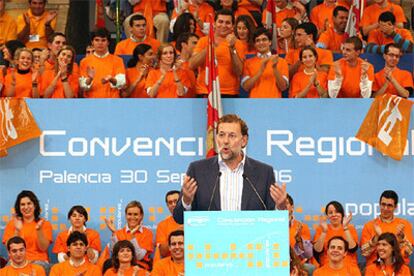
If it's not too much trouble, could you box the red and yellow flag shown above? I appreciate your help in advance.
[0,98,41,157]
[356,94,413,160]
[206,16,223,158]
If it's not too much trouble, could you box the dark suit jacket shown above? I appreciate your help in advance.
[173,156,276,224]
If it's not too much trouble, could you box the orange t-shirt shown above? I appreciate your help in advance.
[289,220,311,248]
[39,69,79,98]
[3,69,36,98]
[318,27,347,52]
[242,55,289,98]
[286,47,334,71]
[16,9,57,49]
[155,216,182,246]
[368,28,413,45]
[360,217,414,265]
[104,266,148,276]
[52,228,102,255]
[310,3,335,31]
[2,219,53,262]
[290,70,328,98]
[365,263,411,276]
[114,37,161,56]
[313,264,361,276]
[0,263,46,276]
[373,67,413,96]
[361,3,406,28]
[151,257,184,276]
[327,58,374,98]
[79,54,125,98]
[50,260,101,276]
[125,67,149,98]
[313,224,359,266]
[238,0,261,11]
[145,68,192,98]
[0,12,17,45]
[132,0,167,14]
[193,36,246,95]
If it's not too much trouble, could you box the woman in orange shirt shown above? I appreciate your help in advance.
[146,44,191,98]
[3,48,39,98]
[235,15,256,55]
[123,44,155,98]
[365,233,411,276]
[40,45,79,98]
[103,240,149,276]
[277,17,298,55]
[290,46,328,98]
[53,205,101,264]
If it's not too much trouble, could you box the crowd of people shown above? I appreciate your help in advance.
[0,0,413,99]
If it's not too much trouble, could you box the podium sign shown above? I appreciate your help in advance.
[184,211,289,275]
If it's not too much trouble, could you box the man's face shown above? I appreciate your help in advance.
[169,235,184,262]
[333,11,349,32]
[384,46,401,68]
[379,20,394,35]
[30,0,46,16]
[68,240,87,260]
[342,42,359,62]
[166,193,179,214]
[254,34,271,54]
[216,122,247,162]
[184,36,199,55]
[295,28,312,48]
[49,35,66,55]
[327,239,347,264]
[126,206,143,229]
[8,243,26,266]
[92,36,109,54]
[131,19,147,39]
[380,197,396,219]
[214,15,233,38]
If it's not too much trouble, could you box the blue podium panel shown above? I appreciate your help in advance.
[184,211,289,276]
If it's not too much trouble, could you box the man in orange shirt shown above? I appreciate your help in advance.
[0,0,17,45]
[373,43,413,98]
[16,0,57,49]
[189,9,245,97]
[328,36,374,98]
[0,236,46,275]
[115,14,161,55]
[50,231,101,276]
[360,190,413,265]
[79,28,126,98]
[176,32,199,97]
[317,6,349,53]
[310,0,338,33]
[313,236,361,276]
[152,230,184,276]
[241,27,288,98]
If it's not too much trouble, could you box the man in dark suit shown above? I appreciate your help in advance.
[173,114,287,224]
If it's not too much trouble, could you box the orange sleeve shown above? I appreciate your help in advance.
[52,231,68,254]
[193,37,208,55]
[373,71,383,92]
[349,225,359,245]
[400,70,414,89]
[289,72,304,98]
[136,228,153,253]
[367,64,374,81]
[360,221,374,247]
[114,41,125,56]
[403,221,413,245]
[313,226,322,243]
[42,220,53,242]
[178,69,193,97]
[87,229,102,252]
[68,71,80,98]
[2,220,15,244]
[144,69,159,91]
[278,58,289,79]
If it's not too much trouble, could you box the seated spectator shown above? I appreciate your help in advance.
[360,190,413,266]
[286,22,333,78]
[372,43,413,98]
[155,190,182,260]
[234,15,256,54]
[265,0,307,28]
[189,9,245,97]
[0,236,46,275]
[317,6,349,53]
[237,0,263,27]
[50,231,101,276]
[105,200,153,271]
[85,45,94,56]
[79,28,126,98]
[328,36,374,98]
[152,230,184,275]
[170,12,197,43]
[368,12,413,48]
[241,27,289,98]
[115,14,161,55]
[365,232,412,276]
[123,43,155,98]
[313,236,361,276]
[290,46,328,98]
[313,201,358,267]
[40,32,66,72]
[2,190,52,272]
[146,44,192,98]
[277,17,298,55]
[3,48,39,98]
[32,47,42,69]
[40,45,79,98]
[310,0,338,33]
[104,240,149,276]
[0,0,17,45]
[129,0,169,42]
[16,0,57,49]
[53,205,101,263]
[361,0,406,37]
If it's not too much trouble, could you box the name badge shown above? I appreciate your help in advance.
[29,34,40,42]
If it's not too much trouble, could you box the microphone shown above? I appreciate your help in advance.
[243,174,267,210]
[208,172,222,211]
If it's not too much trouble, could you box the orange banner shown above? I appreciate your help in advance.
[356,94,413,160]
[0,98,42,157]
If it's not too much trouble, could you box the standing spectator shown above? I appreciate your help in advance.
[317,6,349,53]
[16,0,57,49]
[0,0,17,45]
[328,36,374,98]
